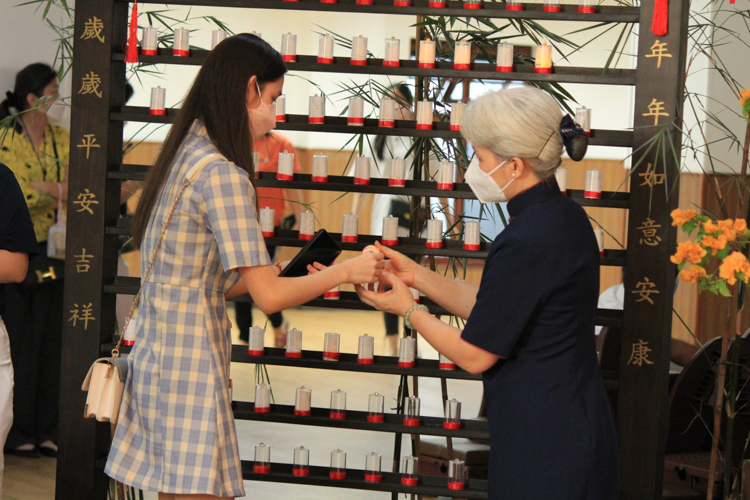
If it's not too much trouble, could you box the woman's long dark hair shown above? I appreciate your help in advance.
[1,63,57,133]
[374,83,413,160]
[132,33,287,247]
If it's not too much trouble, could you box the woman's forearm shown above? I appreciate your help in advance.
[413,268,479,320]
[0,250,29,283]
[29,181,67,203]
[408,308,498,374]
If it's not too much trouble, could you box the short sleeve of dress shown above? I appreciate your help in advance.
[201,161,272,271]
[461,238,551,358]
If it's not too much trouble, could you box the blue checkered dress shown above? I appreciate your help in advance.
[105,121,271,496]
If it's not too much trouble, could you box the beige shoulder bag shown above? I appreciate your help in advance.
[81,154,220,423]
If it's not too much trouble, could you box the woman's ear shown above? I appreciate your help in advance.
[246,75,258,108]
[509,158,526,178]
[26,92,39,110]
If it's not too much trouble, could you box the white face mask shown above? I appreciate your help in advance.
[247,81,276,140]
[465,156,514,203]
[45,99,66,125]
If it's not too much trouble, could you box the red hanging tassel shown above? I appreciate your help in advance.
[730,0,735,4]
[124,1,139,63]
[651,0,669,36]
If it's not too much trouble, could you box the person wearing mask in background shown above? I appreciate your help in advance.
[235,132,305,347]
[350,83,414,355]
[0,163,39,496]
[0,63,68,458]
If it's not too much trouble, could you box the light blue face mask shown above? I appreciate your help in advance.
[464,156,514,203]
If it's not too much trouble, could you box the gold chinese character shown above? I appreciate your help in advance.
[637,218,662,246]
[642,99,669,126]
[627,339,654,366]
[75,248,94,273]
[78,72,102,98]
[644,40,672,69]
[73,189,99,215]
[69,303,96,330]
[76,134,101,159]
[638,163,665,187]
[80,17,105,43]
[632,277,660,305]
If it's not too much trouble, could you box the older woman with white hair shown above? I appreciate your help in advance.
[355,86,619,498]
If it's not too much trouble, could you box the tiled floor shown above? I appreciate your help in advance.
[3,305,484,499]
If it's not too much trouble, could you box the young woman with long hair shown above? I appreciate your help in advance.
[105,34,383,500]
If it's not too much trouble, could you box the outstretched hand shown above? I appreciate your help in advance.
[373,241,419,288]
[355,272,416,317]
[307,252,384,284]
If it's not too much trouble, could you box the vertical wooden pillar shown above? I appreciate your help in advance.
[56,1,127,498]
[618,0,690,498]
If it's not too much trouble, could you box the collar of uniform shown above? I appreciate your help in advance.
[507,176,561,219]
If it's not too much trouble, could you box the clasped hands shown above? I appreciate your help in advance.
[308,241,419,317]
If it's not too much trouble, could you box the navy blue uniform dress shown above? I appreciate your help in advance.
[462,178,619,499]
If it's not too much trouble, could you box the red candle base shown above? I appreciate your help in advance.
[347,117,365,125]
[383,60,400,67]
[425,241,443,249]
[172,49,189,57]
[123,339,135,346]
[283,0,300,2]
[463,243,480,251]
[381,239,399,246]
[418,63,435,69]
[312,176,328,183]
[463,2,482,8]
[429,0,446,5]
[599,250,605,257]
[350,59,367,66]
[394,0,411,5]
[439,362,457,370]
[561,189,567,195]
[149,109,166,116]
[299,233,314,240]
[254,405,271,413]
[321,0,337,3]
[401,477,419,486]
[140,48,158,56]
[357,357,374,364]
[578,6,596,12]
[262,231,275,237]
[398,361,415,368]
[534,67,553,74]
[294,409,311,416]
[584,191,602,199]
[437,183,454,190]
[285,351,302,358]
[416,124,433,130]
[496,66,514,72]
[443,421,462,430]
[585,130,591,137]
[403,417,421,426]
[449,125,460,131]
[389,179,406,187]
[324,292,340,299]
[323,351,341,360]
[543,4,561,11]
[353,178,370,186]
[365,473,382,483]
[379,120,395,128]
[329,471,347,480]
[317,57,334,64]
[282,55,297,62]
[341,236,358,243]
[356,0,373,4]
[253,464,270,474]
[293,467,310,476]
[276,114,287,122]
[505,3,523,9]
[453,63,470,70]
[308,117,325,124]
[447,481,465,490]
[248,349,264,356]
[330,411,346,420]
[367,414,385,423]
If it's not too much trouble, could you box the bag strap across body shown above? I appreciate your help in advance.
[110,153,220,359]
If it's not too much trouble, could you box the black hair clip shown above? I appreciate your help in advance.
[560,114,588,161]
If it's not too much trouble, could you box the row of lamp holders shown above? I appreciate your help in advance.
[252,444,468,490]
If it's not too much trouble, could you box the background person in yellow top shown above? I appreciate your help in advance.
[0,63,68,458]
